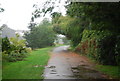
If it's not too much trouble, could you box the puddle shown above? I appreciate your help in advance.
[50,69,56,72]
[71,66,78,69]
[71,66,104,79]
[46,65,56,68]
[50,72,57,74]
[62,74,76,78]
[72,69,79,73]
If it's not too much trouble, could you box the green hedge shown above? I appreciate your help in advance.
[76,30,120,65]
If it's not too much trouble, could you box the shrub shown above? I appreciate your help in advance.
[3,51,28,62]
[2,52,9,62]
[2,36,29,62]
[76,30,120,65]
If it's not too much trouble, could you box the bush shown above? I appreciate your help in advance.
[76,30,120,65]
[98,35,116,65]
[2,36,29,62]
[2,52,9,62]
[2,51,28,62]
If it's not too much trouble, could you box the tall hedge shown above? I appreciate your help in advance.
[76,30,119,65]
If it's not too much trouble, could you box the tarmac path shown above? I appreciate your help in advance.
[43,45,108,79]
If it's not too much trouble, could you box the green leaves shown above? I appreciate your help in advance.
[2,37,11,54]
[24,19,56,49]
[2,35,28,62]
[76,30,120,65]
[66,2,120,32]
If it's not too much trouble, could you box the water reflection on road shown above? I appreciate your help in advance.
[43,45,107,79]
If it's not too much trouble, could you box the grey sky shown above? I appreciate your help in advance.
[0,0,66,30]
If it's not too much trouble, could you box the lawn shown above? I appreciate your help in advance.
[2,47,53,79]
[96,65,120,79]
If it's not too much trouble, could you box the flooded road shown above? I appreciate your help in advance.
[43,45,107,79]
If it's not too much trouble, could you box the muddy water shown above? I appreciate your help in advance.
[43,46,107,79]
[71,65,106,79]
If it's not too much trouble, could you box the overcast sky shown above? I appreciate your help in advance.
[0,0,66,30]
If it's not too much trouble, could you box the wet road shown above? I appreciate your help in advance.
[43,45,107,79]
[52,45,70,53]
[44,45,75,79]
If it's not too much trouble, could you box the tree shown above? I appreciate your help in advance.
[65,2,120,65]
[52,15,88,46]
[51,12,62,24]
[24,19,56,49]
[66,2,120,32]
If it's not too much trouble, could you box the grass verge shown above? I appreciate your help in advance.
[95,65,120,79]
[2,47,53,79]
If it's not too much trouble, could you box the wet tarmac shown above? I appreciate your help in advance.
[43,45,108,79]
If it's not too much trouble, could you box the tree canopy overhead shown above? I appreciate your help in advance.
[29,1,120,65]
[66,2,120,32]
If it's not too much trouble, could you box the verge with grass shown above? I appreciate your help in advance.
[95,65,120,79]
[2,47,53,79]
